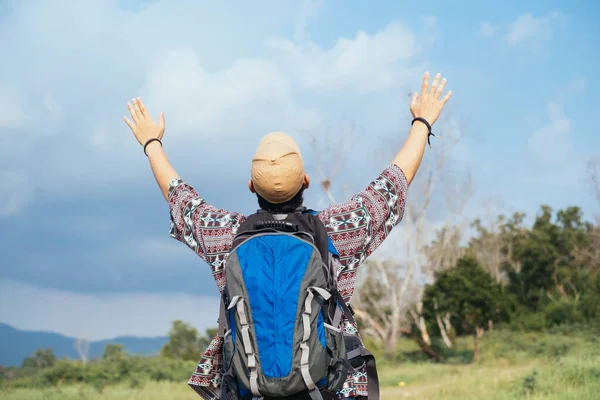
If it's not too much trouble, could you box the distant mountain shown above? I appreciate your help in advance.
[0,323,168,367]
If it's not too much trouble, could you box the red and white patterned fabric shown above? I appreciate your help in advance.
[168,164,408,399]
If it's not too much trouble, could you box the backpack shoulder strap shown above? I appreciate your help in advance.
[305,212,381,399]
[304,209,339,257]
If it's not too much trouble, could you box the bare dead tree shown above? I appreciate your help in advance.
[351,259,412,355]
[309,119,363,205]
[573,161,600,275]
[468,200,513,285]
[434,298,454,348]
[573,225,600,276]
[572,157,600,276]
[312,113,472,357]
[400,117,473,350]
[465,201,524,334]
[74,338,90,364]
[588,157,600,207]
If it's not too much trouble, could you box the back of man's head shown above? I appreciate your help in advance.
[249,132,309,212]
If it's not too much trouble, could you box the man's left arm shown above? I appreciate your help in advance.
[319,72,450,301]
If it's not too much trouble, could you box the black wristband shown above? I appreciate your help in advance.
[143,138,162,156]
[411,117,439,148]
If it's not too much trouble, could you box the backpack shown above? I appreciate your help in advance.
[218,208,380,400]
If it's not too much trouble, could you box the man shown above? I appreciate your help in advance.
[123,72,452,399]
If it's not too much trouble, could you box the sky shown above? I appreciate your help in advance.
[1,0,599,341]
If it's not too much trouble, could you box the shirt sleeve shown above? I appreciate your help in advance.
[318,164,408,301]
[168,178,245,292]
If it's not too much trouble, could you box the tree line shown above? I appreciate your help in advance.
[0,322,215,391]
[355,204,600,362]
[2,203,598,390]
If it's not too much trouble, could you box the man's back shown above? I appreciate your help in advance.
[168,164,408,399]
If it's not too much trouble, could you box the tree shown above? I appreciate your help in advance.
[470,212,510,285]
[366,119,471,356]
[424,256,502,362]
[351,259,412,358]
[312,114,472,359]
[572,224,600,281]
[421,224,466,348]
[161,320,216,362]
[74,338,90,364]
[506,206,591,311]
[467,207,531,332]
[579,157,600,320]
[21,348,57,369]
[102,344,126,361]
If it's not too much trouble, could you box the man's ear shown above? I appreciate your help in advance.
[248,180,256,193]
[303,174,310,189]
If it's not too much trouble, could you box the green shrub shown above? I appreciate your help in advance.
[544,299,585,326]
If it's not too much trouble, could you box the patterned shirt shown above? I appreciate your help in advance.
[168,164,408,400]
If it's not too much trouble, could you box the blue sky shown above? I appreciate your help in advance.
[0,0,599,340]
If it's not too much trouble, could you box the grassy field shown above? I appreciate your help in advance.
[2,329,599,399]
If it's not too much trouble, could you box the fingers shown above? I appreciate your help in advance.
[441,90,453,106]
[136,97,148,117]
[410,92,418,109]
[430,73,441,96]
[421,71,430,97]
[158,112,165,128]
[132,98,143,121]
[434,77,446,99]
[123,116,135,131]
[127,102,139,124]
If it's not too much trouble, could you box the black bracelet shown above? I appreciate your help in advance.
[143,138,162,156]
[411,117,439,148]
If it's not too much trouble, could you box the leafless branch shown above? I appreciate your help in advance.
[588,156,600,228]
[309,120,363,204]
[74,338,90,364]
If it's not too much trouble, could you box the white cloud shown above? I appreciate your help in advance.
[528,102,571,166]
[506,12,561,46]
[0,0,430,216]
[267,21,426,93]
[479,21,497,36]
[143,50,319,138]
[0,280,220,341]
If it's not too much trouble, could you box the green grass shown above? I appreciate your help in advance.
[379,329,600,399]
[2,329,599,399]
[0,381,195,400]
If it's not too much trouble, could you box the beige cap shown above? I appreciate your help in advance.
[251,132,305,204]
